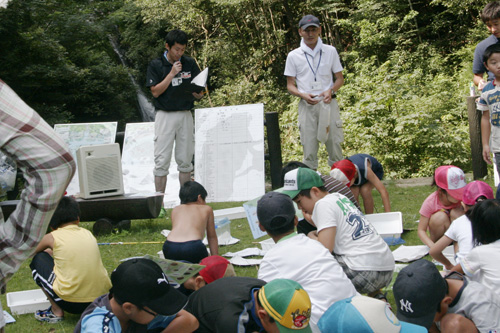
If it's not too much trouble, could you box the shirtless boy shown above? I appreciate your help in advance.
[162,181,218,263]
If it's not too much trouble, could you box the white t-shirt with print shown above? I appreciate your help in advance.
[311,193,394,271]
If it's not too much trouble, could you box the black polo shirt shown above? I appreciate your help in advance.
[185,277,266,333]
[146,53,201,111]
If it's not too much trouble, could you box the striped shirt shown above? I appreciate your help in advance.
[0,79,75,292]
[320,174,360,210]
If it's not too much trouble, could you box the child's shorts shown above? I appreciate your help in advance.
[334,254,393,294]
[162,239,209,263]
[30,252,90,314]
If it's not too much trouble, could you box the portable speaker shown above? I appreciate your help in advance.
[76,143,124,199]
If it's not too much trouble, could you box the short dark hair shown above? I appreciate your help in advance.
[165,29,188,47]
[481,1,500,24]
[483,43,500,64]
[49,196,80,229]
[179,181,208,204]
[280,161,310,187]
[295,186,327,200]
[469,199,500,245]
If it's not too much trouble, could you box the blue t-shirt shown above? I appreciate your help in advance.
[473,35,500,82]
[347,154,384,186]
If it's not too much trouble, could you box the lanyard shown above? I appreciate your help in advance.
[304,50,322,81]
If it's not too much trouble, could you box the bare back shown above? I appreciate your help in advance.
[168,203,213,242]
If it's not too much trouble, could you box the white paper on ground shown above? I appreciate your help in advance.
[3,311,15,324]
[228,255,262,266]
[392,245,429,262]
[223,248,264,258]
[204,237,240,246]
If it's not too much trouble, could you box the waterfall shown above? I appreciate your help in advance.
[108,35,155,122]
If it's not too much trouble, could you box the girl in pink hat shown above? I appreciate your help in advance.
[429,181,494,271]
[418,166,467,248]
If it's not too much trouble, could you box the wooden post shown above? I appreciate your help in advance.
[265,112,283,189]
[467,96,487,179]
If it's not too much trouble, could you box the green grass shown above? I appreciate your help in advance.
[2,178,495,332]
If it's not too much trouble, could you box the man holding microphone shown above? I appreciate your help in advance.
[146,29,203,215]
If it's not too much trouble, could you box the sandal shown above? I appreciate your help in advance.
[34,307,63,323]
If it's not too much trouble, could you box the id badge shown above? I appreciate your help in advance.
[172,77,182,86]
[310,81,321,90]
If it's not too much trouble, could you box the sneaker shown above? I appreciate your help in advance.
[158,207,167,219]
[35,307,63,323]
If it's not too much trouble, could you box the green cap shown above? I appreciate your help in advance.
[276,168,324,199]
[258,279,313,333]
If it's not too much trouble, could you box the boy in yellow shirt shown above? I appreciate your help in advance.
[30,196,111,323]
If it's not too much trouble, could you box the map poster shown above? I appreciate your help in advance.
[121,122,180,208]
[194,103,265,202]
[54,122,117,196]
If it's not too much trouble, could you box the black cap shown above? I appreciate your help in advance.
[257,192,296,232]
[393,259,447,329]
[110,258,187,316]
[299,15,320,29]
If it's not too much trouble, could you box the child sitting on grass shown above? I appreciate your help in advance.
[163,181,218,263]
[418,165,466,248]
[454,199,500,297]
[330,153,390,214]
[429,181,493,271]
[30,196,111,323]
[279,167,394,298]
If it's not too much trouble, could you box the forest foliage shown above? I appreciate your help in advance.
[0,0,491,178]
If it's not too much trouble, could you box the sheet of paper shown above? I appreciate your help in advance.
[121,122,180,208]
[195,104,265,202]
[54,122,117,196]
[228,255,262,266]
[3,310,15,324]
[243,196,268,239]
[392,245,429,262]
[223,247,264,258]
[191,67,208,87]
[143,255,204,285]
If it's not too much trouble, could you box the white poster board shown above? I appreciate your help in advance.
[121,122,180,208]
[54,122,117,196]
[195,104,265,202]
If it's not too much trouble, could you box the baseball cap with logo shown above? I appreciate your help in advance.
[330,159,357,187]
[199,255,235,284]
[434,165,467,201]
[318,295,426,332]
[462,180,494,206]
[298,15,320,29]
[393,259,447,329]
[276,168,324,199]
[258,279,312,333]
[110,258,187,316]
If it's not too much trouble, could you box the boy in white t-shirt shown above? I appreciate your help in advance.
[278,167,394,297]
[256,191,357,330]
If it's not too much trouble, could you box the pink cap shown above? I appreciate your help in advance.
[462,181,494,205]
[434,166,467,201]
